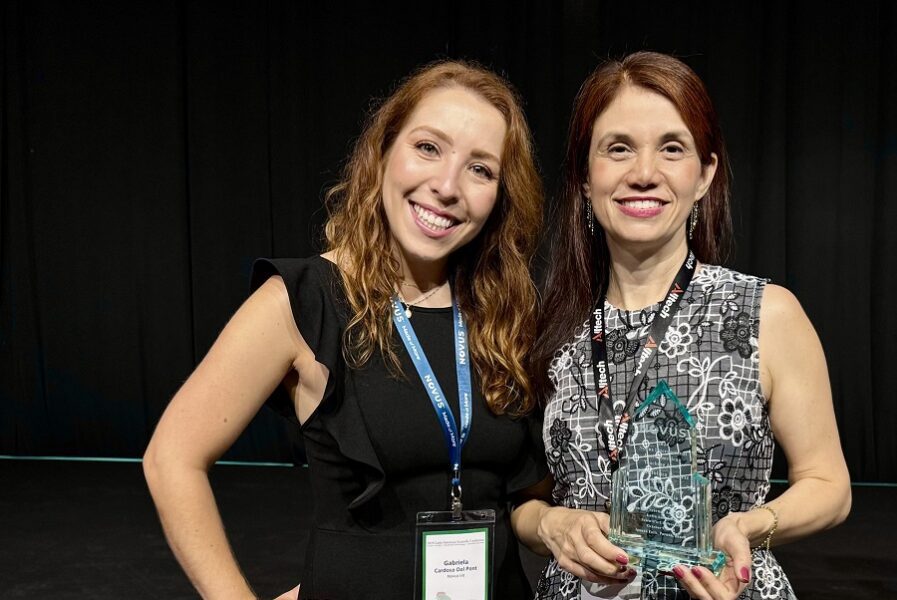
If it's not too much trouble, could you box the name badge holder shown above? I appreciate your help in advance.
[414,508,495,600]
[390,296,495,600]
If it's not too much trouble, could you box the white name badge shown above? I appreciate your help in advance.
[415,509,495,600]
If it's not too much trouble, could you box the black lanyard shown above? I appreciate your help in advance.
[590,251,696,468]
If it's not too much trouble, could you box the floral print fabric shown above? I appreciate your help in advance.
[535,265,796,600]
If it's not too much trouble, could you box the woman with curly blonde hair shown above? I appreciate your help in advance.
[144,60,549,599]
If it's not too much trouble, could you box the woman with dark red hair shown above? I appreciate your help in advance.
[513,52,851,599]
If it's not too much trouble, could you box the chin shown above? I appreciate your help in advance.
[400,243,454,266]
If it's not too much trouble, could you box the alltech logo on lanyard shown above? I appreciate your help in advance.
[390,296,495,600]
[590,251,696,469]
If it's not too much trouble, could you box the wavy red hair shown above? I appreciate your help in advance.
[324,60,543,416]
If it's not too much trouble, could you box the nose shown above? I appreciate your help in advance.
[429,159,462,203]
[624,150,661,189]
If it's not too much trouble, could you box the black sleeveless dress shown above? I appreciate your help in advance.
[251,256,547,599]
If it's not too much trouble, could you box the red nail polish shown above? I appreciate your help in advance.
[740,567,751,583]
[615,554,629,565]
[627,568,637,578]
[672,566,685,579]
[691,566,703,580]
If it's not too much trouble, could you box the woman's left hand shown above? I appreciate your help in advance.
[670,512,752,600]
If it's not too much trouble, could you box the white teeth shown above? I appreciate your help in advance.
[622,199,663,208]
[413,203,456,230]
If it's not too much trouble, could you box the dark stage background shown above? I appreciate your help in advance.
[2,1,895,482]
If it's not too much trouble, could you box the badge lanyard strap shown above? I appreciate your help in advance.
[391,295,472,515]
[590,250,697,468]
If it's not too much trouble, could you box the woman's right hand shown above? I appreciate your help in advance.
[538,506,636,584]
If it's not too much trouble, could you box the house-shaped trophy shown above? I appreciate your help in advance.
[608,380,726,574]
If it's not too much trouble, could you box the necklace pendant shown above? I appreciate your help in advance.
[404,308,412,319]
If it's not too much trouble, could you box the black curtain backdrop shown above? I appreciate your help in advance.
[2,1,895,481]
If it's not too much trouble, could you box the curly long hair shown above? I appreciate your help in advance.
[532,51,733,402]
[324,60,543,416]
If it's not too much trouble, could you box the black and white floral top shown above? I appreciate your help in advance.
[535,265,797,600]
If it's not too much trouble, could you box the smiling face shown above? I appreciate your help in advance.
[585,85,717,257]
[381,86,506,279]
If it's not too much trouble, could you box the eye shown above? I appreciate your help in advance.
[416,141,439,156]
[661,143,686,157]
[606,144,633,158]
[470,163,495,181]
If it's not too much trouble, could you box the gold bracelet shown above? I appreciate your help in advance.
[754,505,778,551]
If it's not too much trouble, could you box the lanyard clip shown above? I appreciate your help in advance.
[450,468,462,519]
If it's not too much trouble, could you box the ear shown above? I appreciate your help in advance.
[581,181,591,199]
[696,152,719,200]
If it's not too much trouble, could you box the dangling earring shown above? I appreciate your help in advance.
[585,198,594,235]
[688,203,699,240]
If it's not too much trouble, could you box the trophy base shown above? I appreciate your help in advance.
[608,533,727,575]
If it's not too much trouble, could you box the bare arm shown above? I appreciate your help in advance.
[509,476,553,556]
[143,276,321,599]
[676,283,851,599]
[726,284,851,544]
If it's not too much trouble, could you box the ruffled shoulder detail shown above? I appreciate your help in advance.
[250,256,343,381]
[250,255,384,509]
[313,389,387,510]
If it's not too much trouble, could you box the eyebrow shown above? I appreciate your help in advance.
[594,132,633,146]
[409,126,501,164]
[595,130,694,146]
[470,148,501,165]
[659,130,694,144]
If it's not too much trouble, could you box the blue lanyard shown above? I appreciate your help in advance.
[390,295,472,508]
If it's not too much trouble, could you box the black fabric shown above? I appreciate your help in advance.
[2,3,895,482]
[250,258,344,423]
[249,256,548,598]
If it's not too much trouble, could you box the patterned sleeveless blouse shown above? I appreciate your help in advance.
[535,265,797,600]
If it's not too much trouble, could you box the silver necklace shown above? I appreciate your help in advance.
[397,282,447,319]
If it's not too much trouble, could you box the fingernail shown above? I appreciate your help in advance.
[691,566,703,580]
[615,554,629,565]
[627,568,637,578]
[740,567,751,583]
[672,566,685,579]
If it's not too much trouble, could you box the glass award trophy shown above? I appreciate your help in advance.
[609,380,726,574]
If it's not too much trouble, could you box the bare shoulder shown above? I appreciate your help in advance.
[320,250,339,265]
[759,283,804,323]
[251,273,291,308]
[759,283,821,349]
[759,283,827,401]
[243,274,309,356]
[759,283,823,346]
[321,249,354,276]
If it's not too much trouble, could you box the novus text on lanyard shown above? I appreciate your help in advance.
[391,293,496,600]
[390,294,472,515]
[590,250,697,469]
